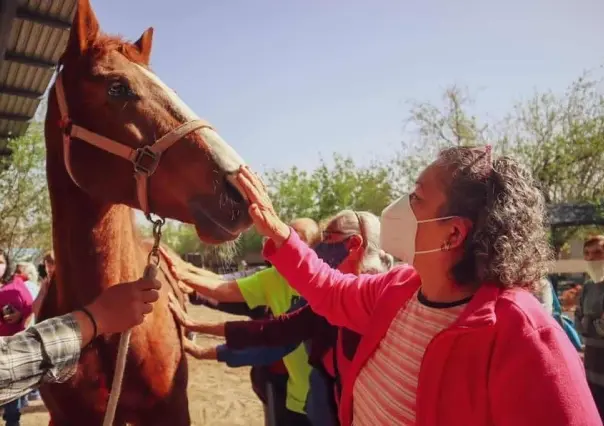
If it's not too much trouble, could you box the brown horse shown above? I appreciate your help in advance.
[38,0,252,424]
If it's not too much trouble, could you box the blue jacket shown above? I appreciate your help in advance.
[216,343,298,368]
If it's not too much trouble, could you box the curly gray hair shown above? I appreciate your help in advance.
[437,146,553,290]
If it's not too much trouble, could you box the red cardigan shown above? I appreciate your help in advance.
[264,230,602,426]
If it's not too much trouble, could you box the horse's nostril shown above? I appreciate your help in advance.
[224,176,245,204]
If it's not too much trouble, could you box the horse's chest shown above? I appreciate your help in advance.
[75,320,182,403]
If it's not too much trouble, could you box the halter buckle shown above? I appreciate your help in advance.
[133,146,160,176]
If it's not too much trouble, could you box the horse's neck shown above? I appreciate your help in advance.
[45,119,146,311]
[53,194,145,310]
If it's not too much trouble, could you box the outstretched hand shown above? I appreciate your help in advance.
[237,166,290,246]
[183,339,218,360]
[168,293,197,329]
[168,293,225,336]
[159,247,220,295]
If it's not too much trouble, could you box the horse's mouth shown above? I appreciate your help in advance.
[189,197,251,244]
[192,214,240,243]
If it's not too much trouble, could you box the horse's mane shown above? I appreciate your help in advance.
[88,33,148,65]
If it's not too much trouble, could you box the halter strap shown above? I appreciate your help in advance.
[54,73,213,214]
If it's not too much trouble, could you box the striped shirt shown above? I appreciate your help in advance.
[353,290,470,425]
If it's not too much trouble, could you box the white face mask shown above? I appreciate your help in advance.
[380,194,456,264]
[586,260,604,283]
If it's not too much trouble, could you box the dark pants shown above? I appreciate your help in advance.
[305,368,339,426]
[2,398,21,426]
[251,367,311,426]
[589,382,604,421]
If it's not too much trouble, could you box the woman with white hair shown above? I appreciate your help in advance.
[15,261,39,303]
[171,210,394,426]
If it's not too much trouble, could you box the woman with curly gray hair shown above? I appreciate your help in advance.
[235,146,600,426]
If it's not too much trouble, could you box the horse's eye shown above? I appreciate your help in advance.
[108,81,133,98]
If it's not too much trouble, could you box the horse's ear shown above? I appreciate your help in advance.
[63,0,100,61]
[134,27,154,64]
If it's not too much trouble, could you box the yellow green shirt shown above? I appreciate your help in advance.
[237,267,312,414]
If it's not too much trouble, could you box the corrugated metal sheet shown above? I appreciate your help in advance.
[0,0,76,142]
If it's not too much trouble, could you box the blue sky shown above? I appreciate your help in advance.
[93,0,604,174]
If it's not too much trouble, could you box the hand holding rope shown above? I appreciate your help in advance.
[103,214,165,426]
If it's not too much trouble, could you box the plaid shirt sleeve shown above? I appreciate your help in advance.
[0,313,82,405]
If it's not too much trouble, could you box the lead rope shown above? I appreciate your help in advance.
[102,215,165,426]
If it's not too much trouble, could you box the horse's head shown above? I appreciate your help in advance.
[48,0,251,243]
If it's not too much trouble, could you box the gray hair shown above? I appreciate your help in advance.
[323,210,394,274]
[16,261,38,283]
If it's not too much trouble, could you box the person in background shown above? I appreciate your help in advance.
[166,218,321,426]
[562,283,582,320]
[575,235,604,420]
[15,262,40,313]
[534,277,554,315]
[14,261,42,404]
[235,146,600,426]
[42,252,55,280]
[32,252,55,323]
[0,249,34,426]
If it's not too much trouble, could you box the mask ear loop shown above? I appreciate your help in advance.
[441,146,493,253]
[353,211,368,249]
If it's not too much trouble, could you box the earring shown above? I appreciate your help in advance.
[442,241,451,251]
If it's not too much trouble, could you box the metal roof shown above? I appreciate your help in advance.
[0,0,75,146]
[547,203,604,228]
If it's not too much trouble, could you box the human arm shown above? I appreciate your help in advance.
[171,296,319,350]
[177,276,244,303]
[157,244,221,279]
[172,301,320,347]
[489,322,601,425]
[183,340,297,368]
[188,293,265,318]
[212,302,266,318]
[224,304,323,349]
[218,344,298,368]
[0,277,161,405]
[159,246,244,302]
[236,165,415,334]
[0,314,82,404]
[263,231,413,333]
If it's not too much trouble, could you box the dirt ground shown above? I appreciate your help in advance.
[20,305,264,426]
